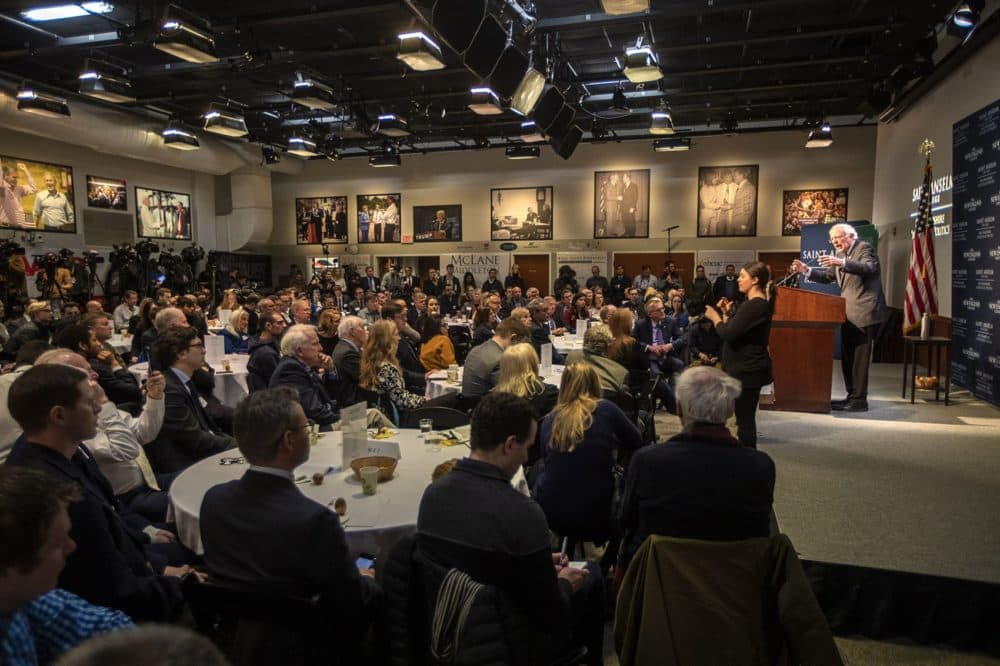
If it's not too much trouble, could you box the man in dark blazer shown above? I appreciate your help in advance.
[383,303,427,394]
[332,315,367,406]
[200,387,381,654]
[360,265,380,294]
[247,312,287,390]
[618,366,775,568]
[792,223,888,411]
[634,297,685,376]
[147,327,235,473]
[6,364,188,621]
[269,324,341,430]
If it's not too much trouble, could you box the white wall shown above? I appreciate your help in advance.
[873,35,1000,316]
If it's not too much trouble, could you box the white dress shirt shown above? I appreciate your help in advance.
[87,397,165,495]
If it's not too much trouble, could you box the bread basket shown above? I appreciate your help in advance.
[350,456,397,482]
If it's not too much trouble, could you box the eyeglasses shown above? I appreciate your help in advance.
[187,342,205,350]
[829,235,847,243]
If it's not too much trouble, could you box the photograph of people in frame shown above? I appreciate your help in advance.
[135,186,192,240]
[357,193,401,243]
[594,169,650,238]
[490,186,553,240]
[1,154,76,233]
[697,165,759,237]
[296,196,349,245]
[86,175,127,211]
[413,204,462,242]
[782,188,848,236]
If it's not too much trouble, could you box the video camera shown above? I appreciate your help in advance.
[0,239,25,264]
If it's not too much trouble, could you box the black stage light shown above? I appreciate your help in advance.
[463,14,507,79]
[16,87,70,118]
[506,145,540,159]
[550,124,583,160]
[805,122,833,148]
[78,61,135,103]
[154,18,217,64]
[162,121,200,150]
[609,87,629,114]
[653,137,690,152]
[534,87,566,133]
[292,76,338,111]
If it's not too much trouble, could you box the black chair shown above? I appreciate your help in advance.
[449,326,473,364]
[182,576,352,666]
[399,406,470,430]
[358,386,400,426]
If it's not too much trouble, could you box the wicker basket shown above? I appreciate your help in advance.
[350,456,398,482]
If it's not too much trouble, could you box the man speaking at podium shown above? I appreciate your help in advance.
[791,223,887,412]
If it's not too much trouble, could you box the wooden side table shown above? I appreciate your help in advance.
[901,336,952,405]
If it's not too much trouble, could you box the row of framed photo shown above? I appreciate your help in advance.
[0,153,192,240]
[297,166,848,245]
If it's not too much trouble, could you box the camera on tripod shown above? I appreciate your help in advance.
[82,250,105,265]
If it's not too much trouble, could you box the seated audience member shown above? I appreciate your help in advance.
[459,286,481,318]
[527,298,554,360]
[461,317,530,399]
[200,388,381,653]
[470,306,495,348]
[635,297,685,377]
[80,312,126,367]
[608,307,676,413]
[561,293,590,330]
[382,303,428,394]
[480,268,503,294]
[316,308,341,356]
[495,343,558,419]
[599,304,617,325]
[56,324,141,409]
[332,315,367,406]
[50,625,227,666]
[359,320,427,417]
[390,298,420,345]
[247,311,287,389]
[146,328,235,473]
[128,299,156,361]
[220,308,251,354]
[417,392,604,664]
[509,306,532,329]
[0,341,54,462]
[178,295,208,339]
[408,292,428,330]
[438,283,460,316]
[668,293,690,335]
[113,290,139,331]
[618,365,775,567]
[35,350,170,524]
[565,324,628,394]
[418,314,456,371]
[544,296,566,336]
[358,293,382,326]
[269,324,341,430]
[142,307,187,364]
[50,302,82,338]
[534,363,643,544]
[689,315,723,366]
[290,299,313,326]
[4,301,53,360]
[0,466,133,664]
[6,365,189,621]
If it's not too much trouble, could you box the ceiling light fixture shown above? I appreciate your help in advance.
[519,120,545,143]
[623,45,662,83]
[20,2,113,21]
[15,87,70,118]
[609,86,630,114]
[649,102,674,134]
[287,135,320,158]
[369,151,401,168]
[161,121,199,150]
[721,115,739,134]
[78,60,134,103]
[375,114,411,137]
[509,66,546,116]
[953,2,980,29]
[805,122,833,148]
[202,104,248,137]
[599,0,649,15]
[467,87,503,115]
[397,31,446,71]
[653,137,690,152]
[262,147,281,165]
[506,145,540,159]
[153,17,217,64]
[292,76,338,111]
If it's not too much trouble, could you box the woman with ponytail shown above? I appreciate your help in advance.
[703,261,775,448]
[533,363,643,543]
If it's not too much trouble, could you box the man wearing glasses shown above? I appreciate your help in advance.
[792,223,887,412]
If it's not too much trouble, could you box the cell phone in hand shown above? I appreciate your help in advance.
[355,554,376,570]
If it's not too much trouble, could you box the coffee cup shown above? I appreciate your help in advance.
[360,466,379,495]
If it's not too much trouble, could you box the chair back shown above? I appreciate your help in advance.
[449,327,473,364]
[400,406,471,430]
[358,386,400,426]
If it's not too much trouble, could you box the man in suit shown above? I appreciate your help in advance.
[565,324,627,394]
[438,283,460,316]
[6,364,190,621]
[200,387,381,655]
[621,172,639,236]
[712,264,743,304]
[382,303,428,394]
[792,223,887,411]
[527,298,559,365]
[247,312,287,389]
[332,315,367,406]
[269,324,341,430]
[147,327,235,473]
[422,268,440,297]
[360,266,380,294]
[618,366,775,568]
[461,317,530,398]
[730,168,757,234]
[634,298,685,376]
[56,324,141,410]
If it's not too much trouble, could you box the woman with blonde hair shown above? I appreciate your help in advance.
[360,320,426,416]
[509,306,532,329]
[221,307,251,353]
[495,342,558,418]
[533,363,643,543]
[216,289,239,315]
[607,306,677,413]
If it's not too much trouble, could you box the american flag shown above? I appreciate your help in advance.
[903,157,938,333]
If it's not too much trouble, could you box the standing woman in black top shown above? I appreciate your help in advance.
[703,261,774,448]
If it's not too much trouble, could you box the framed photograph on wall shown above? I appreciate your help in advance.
[86,175,127,211]
[0,154,76,233]
[413,205,462,242]
[357,193,401,243]
[697,164,759,237]
[781,188,848,236]
[490,186,553,240]
[135,186,192,240]
[594,169,650,238]
[296,196,348,245]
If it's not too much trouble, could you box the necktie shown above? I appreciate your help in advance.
[135,447,161,491]
[653,324,664,345]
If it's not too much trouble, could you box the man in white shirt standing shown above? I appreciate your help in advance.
[33,172,75,231]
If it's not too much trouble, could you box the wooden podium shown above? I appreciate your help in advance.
[766,286,845,413]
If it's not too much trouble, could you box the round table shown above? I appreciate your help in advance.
[167,429,464,558]
[426,365,564,399]
[108,334,132,355]
[128,355,250,408]
[550,335,583,355]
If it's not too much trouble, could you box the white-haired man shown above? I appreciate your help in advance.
[791,222,887,412]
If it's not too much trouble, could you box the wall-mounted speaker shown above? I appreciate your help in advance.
[534,87,565,132]
[432,0,487,54]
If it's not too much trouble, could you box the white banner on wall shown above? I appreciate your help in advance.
[555,252,608,284]
[695,250,756,281]
[440,253,511,285]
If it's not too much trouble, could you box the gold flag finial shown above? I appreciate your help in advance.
[919,139,935,158]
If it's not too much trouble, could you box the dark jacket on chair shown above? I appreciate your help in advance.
[146,370,235,473]
[396,336,428,394]
[269,356,340,429]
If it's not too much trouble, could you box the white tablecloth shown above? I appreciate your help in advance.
[128,355,250,407]
[551,335,583,355]
[425,365,564,399]
[108,334,132,355]
[167,429,464,557]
